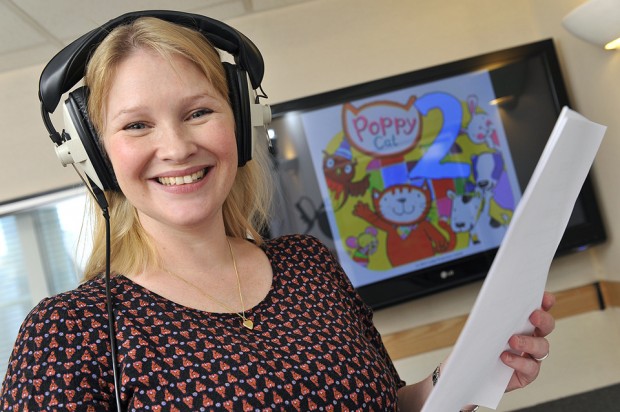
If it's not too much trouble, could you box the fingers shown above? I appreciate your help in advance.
[508,292,556,361]
[502,292,556,393]
[508,334,550,362]
[530,307,556,338]
[502,334,548,392]
[501,350,541,391]
[541,291,556,312]
[528,291,556,338]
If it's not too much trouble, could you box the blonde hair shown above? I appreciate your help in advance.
[82,17,273,281]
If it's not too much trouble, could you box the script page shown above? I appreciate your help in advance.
[421,107,607,411]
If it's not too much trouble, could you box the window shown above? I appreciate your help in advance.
[0,187,90,380]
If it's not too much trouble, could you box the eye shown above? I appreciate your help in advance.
[188,108,213,120]
[125,122,147,130]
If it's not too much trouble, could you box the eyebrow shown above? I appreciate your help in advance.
[108,93,218,122]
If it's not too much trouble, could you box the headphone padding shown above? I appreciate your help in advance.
[224,62,252,166]
[66,86,119,191]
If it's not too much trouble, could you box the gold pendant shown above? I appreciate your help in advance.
[242,318,254,330]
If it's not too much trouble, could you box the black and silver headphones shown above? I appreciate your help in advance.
[39,10,272,194]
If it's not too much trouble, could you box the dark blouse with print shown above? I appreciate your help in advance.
[1,235,405,411]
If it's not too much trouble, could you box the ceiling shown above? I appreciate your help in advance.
[0,0,312,74]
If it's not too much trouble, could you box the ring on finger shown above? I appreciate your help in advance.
[532,352,549,362]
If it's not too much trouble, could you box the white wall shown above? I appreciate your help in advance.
[2,0,619,409]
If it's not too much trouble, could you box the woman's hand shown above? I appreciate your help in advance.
[502,291,556,392]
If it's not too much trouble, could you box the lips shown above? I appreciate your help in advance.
[156,168,208,186]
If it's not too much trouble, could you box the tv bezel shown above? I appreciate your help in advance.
[268,39,607,309]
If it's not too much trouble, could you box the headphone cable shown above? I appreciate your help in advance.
[103,206,123,411]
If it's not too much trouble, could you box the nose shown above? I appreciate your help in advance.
[156,123,198,163]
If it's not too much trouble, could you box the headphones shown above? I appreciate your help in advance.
[39,10,272,193]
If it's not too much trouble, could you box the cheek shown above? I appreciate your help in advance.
[104,139,147,182]
[209,120,239,162]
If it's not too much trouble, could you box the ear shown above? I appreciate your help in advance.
[467,95,478,115]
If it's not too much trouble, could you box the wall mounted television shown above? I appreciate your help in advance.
[267,39,607,309]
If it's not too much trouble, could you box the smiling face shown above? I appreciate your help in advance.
[102,48,237,234]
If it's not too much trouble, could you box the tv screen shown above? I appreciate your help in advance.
[268,39,606,309]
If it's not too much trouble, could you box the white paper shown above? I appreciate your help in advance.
[421,107,606,411]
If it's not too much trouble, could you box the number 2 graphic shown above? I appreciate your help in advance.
[409,92,470,180]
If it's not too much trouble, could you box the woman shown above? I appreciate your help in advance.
[1,15,554,411]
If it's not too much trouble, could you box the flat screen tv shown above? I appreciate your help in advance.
[267,39,607,309]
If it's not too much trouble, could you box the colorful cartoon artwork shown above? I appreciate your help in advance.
[300,71,522,287]
[353,183,456,267]
[346,227,379,267]
[323,139,370,211]
[462,95,501,150]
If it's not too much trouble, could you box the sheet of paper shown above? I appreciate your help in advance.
[421,107,606,411]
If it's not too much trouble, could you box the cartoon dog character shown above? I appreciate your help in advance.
[471,151,514,225]
[447,189,483,237]
[472,151,504,193]
[448,188,509,246]
[353,182,456,267]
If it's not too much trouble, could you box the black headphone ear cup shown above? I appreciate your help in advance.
[223,62,252,166]
[66,86,119,191]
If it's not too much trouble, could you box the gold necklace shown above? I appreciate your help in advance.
[164,238,254,330]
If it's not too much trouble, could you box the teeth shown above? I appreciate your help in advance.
[158,169,206,186]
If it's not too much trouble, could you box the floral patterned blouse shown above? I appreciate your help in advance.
[1,235,404,411]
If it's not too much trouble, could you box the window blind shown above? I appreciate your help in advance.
[0,189,88,381]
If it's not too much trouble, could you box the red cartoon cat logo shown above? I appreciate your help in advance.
[353,183,456,267]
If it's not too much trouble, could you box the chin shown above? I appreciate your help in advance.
[138,201,222,233]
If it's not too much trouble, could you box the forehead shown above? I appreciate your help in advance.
[115,48,204,79]
[107,50,215,100]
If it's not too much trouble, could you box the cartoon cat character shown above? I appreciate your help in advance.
[353,183,456,267]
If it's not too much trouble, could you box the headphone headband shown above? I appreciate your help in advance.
[39,10,265,114]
